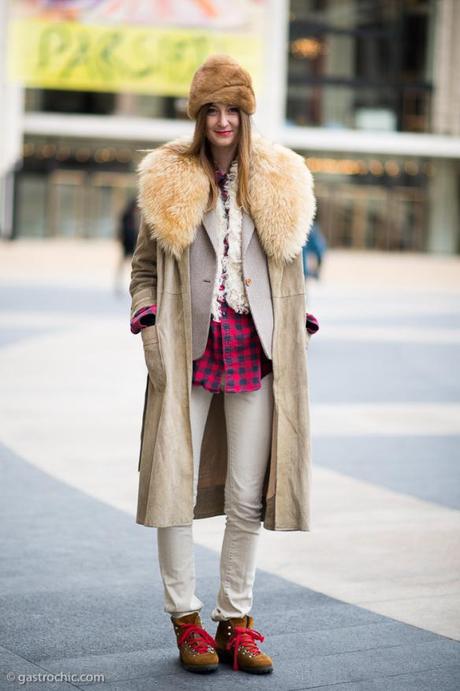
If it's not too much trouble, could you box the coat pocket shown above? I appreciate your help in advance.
[141,326,166,391]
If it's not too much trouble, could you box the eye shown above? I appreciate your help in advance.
[207,106,217,114]
[228,106,239,113]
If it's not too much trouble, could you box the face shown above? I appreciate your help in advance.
[205,102,240,150]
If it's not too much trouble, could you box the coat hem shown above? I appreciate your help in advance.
[135,515,311,531]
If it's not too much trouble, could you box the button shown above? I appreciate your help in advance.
[244,278,252,286]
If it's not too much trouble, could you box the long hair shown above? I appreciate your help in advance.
[184,105,252,213]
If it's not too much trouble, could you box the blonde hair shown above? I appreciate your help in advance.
[184,105,252,213]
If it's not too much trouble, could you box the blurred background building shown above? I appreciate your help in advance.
[1,0,459,253]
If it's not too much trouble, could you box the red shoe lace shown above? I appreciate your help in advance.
[177,622,217,655]
[226,626,265,671]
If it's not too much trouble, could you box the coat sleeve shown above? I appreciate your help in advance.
[129,214,158,319]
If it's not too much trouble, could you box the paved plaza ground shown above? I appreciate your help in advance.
[1,240,460,690]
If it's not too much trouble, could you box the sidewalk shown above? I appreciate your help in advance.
[1,240,460,689]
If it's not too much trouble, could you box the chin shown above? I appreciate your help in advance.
[213,136,236,147]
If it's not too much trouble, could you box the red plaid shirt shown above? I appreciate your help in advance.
[131,169,319,393]
[192,302,273,393]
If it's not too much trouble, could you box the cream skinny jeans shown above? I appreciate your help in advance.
[157,372,274,621]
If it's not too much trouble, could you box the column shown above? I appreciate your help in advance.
[432,0,460,136]
[427,159,460,254]
[0,0,24,239]
[254,0,289,140]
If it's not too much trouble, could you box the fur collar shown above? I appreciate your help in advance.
[137,133,316,264]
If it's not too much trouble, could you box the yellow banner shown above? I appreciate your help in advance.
[8,19,261,95]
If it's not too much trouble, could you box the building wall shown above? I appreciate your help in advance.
[3,0,460,253]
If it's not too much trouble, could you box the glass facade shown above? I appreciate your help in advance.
[14,138,139,239]
[287,0,434,132]
[25,88,188,120]
[308,153,429,251]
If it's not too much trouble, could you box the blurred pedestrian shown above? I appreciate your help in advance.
[130,54,318,675]
[115,197,139,295]
[302,221,327,280]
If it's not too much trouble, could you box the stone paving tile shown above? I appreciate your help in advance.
[274,639,460,688]
[0,283,127,317]
[326,313,460,329]
[291,664,460,691]
[35,648,175,686]
[270,621,440,658]
[314,435,460,510]
[0,328,58,349]
[0,646,77,691]
[310,340,460,404]
[78,671,281,691]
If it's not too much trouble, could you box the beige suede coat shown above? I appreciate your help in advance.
[130,134,316,531]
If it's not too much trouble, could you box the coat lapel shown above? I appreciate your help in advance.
[201,207,220,257]
[242,211,255,257]
[202,207,254,259]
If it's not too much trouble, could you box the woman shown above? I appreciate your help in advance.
[115,197,139,295]
[130,54,318,675]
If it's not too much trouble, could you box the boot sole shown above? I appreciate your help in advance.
[216,648,273,674]
[180,661,218,674]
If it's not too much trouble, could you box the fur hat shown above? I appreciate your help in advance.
[187,54,256,119]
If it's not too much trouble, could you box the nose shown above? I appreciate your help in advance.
[217,109,229,128]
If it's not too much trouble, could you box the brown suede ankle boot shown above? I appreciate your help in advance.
[214,615,273,674]
[171,612,219,673]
